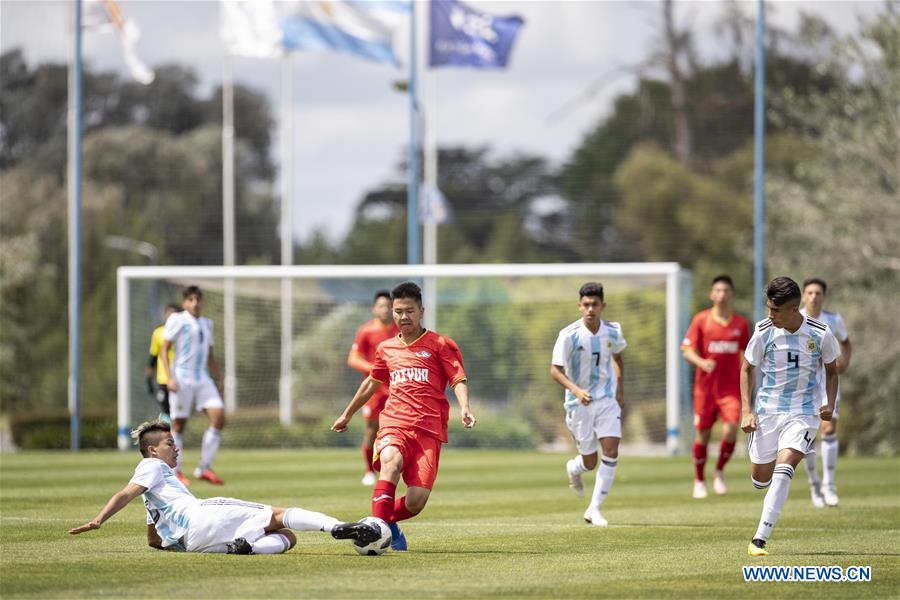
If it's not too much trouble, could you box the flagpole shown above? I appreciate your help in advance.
[222,54,237,414]
[279,54,294,425]
[68,0,83,452]
[407,0,420,265]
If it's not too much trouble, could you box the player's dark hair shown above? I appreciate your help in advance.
[165,303,181,312]
[131,420,172,457]
[579,282,604,301]
[711,274,734,289]
[182,285,202,300]
[391,281,422,304]
[373,290,392,303]
[802,277,828,294]
[766,277,801,306]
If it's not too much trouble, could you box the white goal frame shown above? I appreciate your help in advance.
[118,263,692,453]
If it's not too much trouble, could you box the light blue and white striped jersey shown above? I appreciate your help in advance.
[162,311,215,381]
[552,319,627,410]
[801,308,848,404]
[130,458,200,549]
[744,316,841,416]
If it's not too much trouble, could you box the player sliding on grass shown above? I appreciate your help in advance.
[68,420,380,554]
[551,282,626,527]
[742,277,840,557]
[332,281,476,552]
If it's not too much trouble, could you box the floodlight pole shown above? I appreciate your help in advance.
[753,0,766,321]
[223,54,237,414]
[279,54,294,425]
[68,0,84,451]
[407,0,420,265]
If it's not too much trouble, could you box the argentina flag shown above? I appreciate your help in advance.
[282,1,409,65]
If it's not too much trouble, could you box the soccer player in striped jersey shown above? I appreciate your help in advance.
[682,275,750,498]
[347,290,399,486]
[741,277,841,556]
[146,304,181,421]
[332,281,475,552]
[551,282,627,527]
[68,420,381,554]
[160,286,226,486]
[800,278,852,508]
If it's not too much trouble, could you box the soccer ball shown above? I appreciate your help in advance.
[353,517,391,556]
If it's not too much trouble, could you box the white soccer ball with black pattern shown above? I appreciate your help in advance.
[353,516,392,556]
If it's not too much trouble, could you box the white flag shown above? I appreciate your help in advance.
[84,0,155,84]
[220,0,285,58]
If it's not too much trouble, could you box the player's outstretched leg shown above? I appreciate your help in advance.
[566,455,588,497]
[713,437,736,495]
[804,452,825,508]
[821,433,839,506]
[584,449,617,527]
[331,521,382,546]
[692,441,708,499]
[748,463,795,556]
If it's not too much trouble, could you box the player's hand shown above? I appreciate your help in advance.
[575,387,592,405]
[331,414,351,433]
[740,413,757,433]
[819,405,834,421]
[461,409,476,429]
[167,379,179,392]
[700,359,717,374]
[68,520,101,535]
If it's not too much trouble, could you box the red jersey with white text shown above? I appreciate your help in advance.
[351,319,399,405]
[370,329,467,443]
[682,309,750,401]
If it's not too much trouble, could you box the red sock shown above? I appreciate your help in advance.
[371,481,396,522]
[716,440,736,472]
[391,496,416,523]
[363,446,374,471]
[693,442,707,481]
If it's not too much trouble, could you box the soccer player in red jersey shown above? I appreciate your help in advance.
[332,281,476,551]
[681,275,750,498]
[347,290,399,486]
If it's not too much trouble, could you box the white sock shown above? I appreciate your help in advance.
[172,431,184,472]
[753,464,794,541]
[821,434,838,489]
[804,452,821,487]
[199,427,222,471]
[590,455,618,508]
[251,533,292,554]
[568,455,589,475]
[283,508,339,532]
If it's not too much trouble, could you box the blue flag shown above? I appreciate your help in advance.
[429,0,524,69]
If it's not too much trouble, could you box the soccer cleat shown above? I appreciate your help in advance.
[566,460,585,497]
[361,471,377,486]
[713,471,727,495]
[810,483,826,508]
[175,471,191,487]
[331,521,381,546]
[692,480,708,499]
[388,522,407,551]
[194,468,225,485]
[748,538,768,556]
[583,505,608,527]
[226,537,253,554]
[823,486,839,507]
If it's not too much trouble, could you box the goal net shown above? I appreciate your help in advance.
[117,264,693,454]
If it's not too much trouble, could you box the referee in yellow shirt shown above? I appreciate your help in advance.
[146,304,181,420]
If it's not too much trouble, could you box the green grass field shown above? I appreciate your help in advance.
[2,449,898,598]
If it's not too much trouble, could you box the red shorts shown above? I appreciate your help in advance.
[360,389,388,421]
[694,394,741,430]
[372,426,442,490]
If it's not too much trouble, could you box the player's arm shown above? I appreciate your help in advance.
[739,357,756,433]
[612,353,624,408]
[207,347,224,394]
[346,350,372,375]
[836,338,852,374]
[68,483,147,535]
[550,364,591,405]
[682,346,716,374]
[331,376,383,432]
[161,340,176,392]
[452,380,476,428]
[145,354,157,393]
[820,360,839,421]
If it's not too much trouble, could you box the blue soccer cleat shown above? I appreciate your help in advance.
[388,522,407,551]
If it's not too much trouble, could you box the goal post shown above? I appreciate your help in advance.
[117,263,692,454]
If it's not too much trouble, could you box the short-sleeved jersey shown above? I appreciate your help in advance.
[149,325,175,385]
[744,316,841,416]
[370,329,467,443]
[551,319,627,410]
[350,319,399,402]
[162,311,214,382]
[129,458,200,549]
[801,308,849,403]
[681,309,750,401]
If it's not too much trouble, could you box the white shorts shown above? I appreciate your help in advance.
[184,497,273,553]
[170,378,224,419]
[565,399,622,455]
[748,413,819,464]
